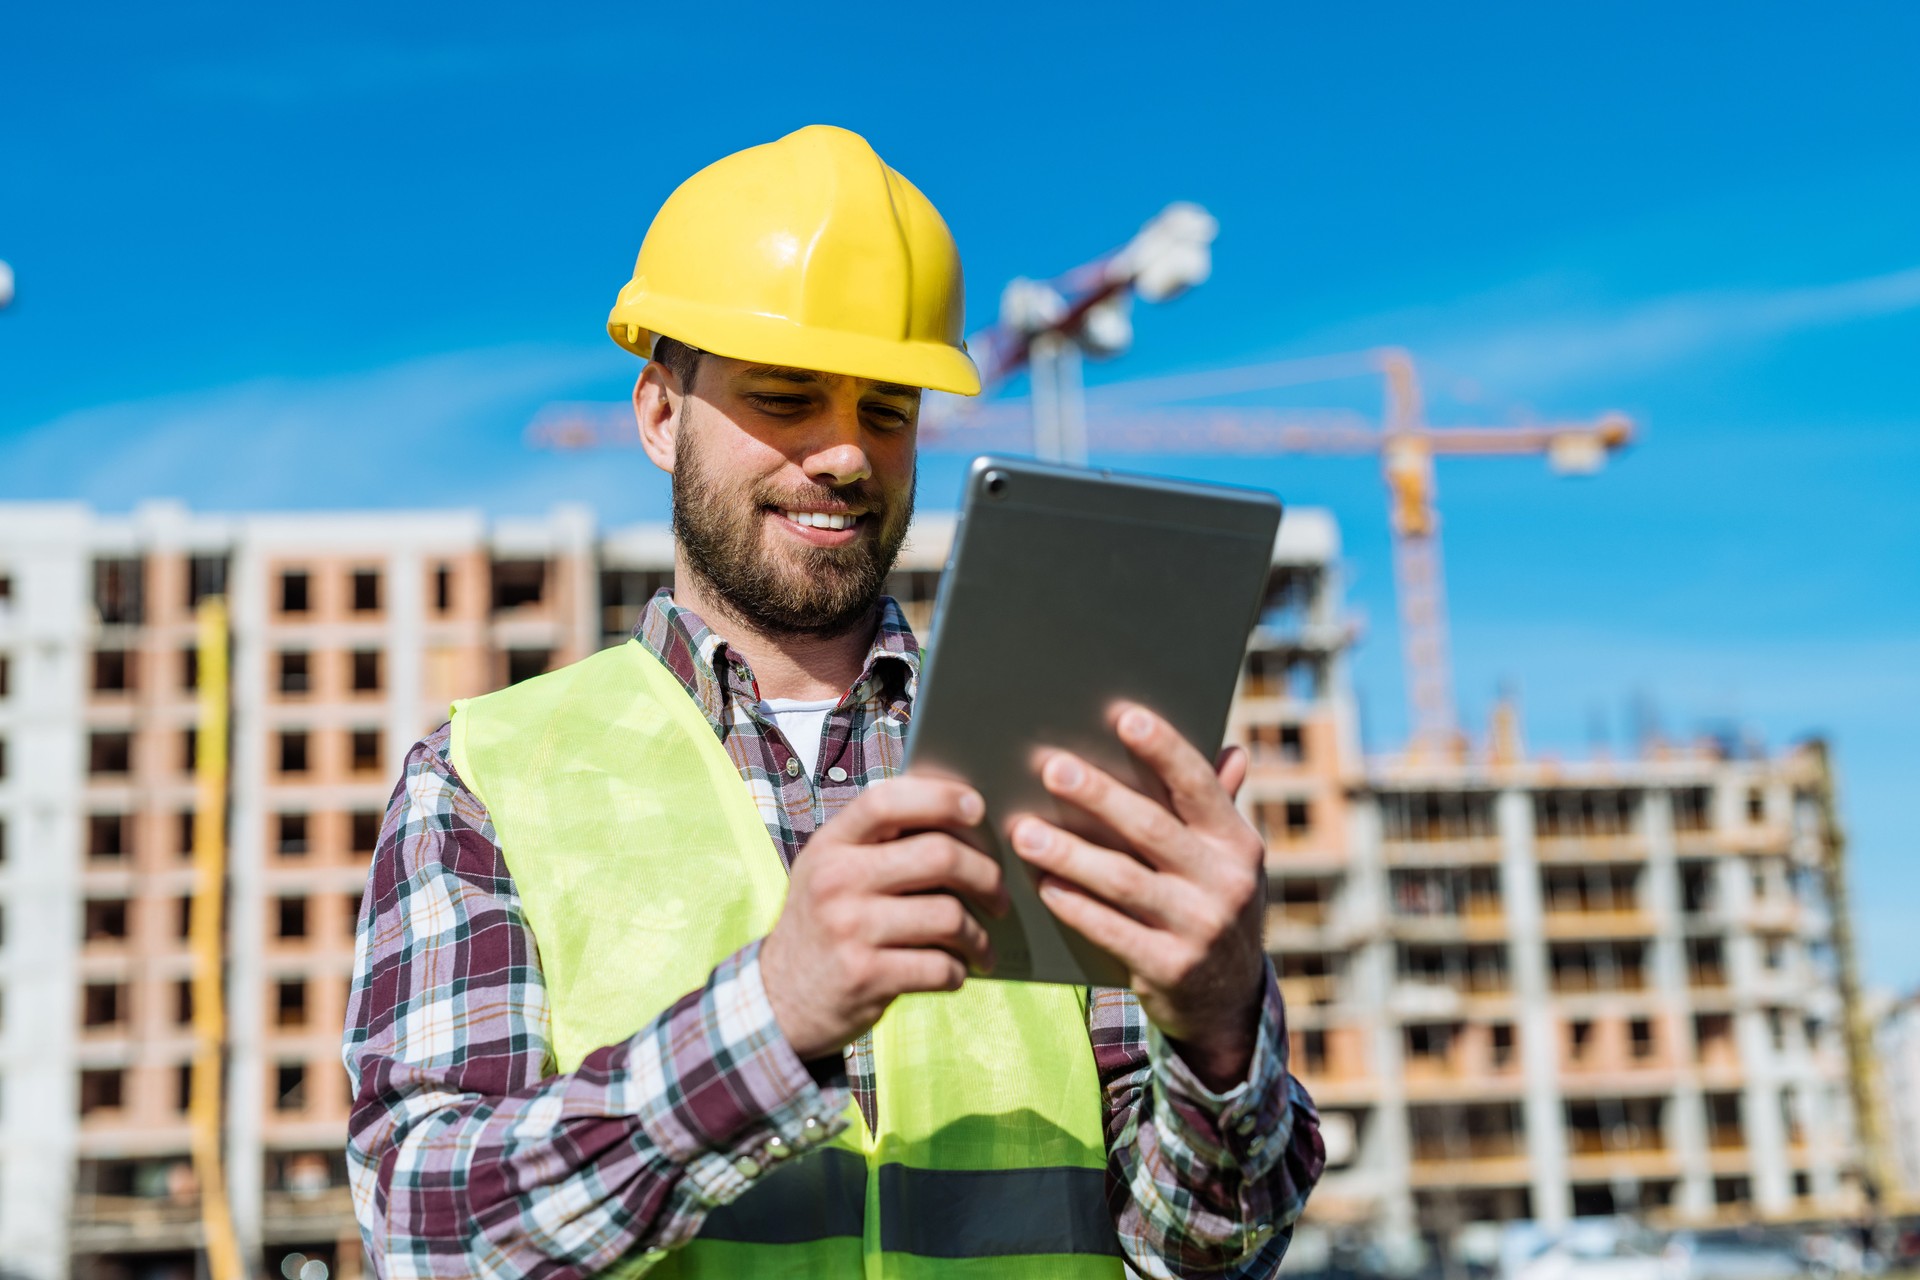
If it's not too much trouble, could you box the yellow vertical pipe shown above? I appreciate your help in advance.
[190,596,245,1280]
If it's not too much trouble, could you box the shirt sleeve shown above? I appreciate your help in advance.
[342,725,851,1279]
[1091,960,1326,1278]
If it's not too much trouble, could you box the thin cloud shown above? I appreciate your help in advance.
[0,345,623,510]
[1426,265,1920,395]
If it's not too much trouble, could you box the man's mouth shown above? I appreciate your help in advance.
[777,507,863,531]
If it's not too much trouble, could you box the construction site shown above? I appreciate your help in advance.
[0,144,1912,1280]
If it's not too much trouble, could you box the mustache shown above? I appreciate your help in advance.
[756,480,885,515]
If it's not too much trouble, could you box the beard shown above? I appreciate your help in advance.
[671,420,914,640]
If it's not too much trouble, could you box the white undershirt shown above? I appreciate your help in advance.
[759,697,839,779]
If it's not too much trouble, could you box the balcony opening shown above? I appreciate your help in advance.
[1534,788,1640,838]
[1391,866,1502,919]
[279,731,309,775]
[89,731,133,776]
[1568,1019,1593,1062]
[1705,1092,1744,1149]
[1300,1028,1328,1074]
[176,895,193,939]
[181,645,199,690]
[187,554,230,609]
[83,899,129,942]
[1566,1096,1665,1153]
[1686,937,1727,988]
[1672,786,1713,833]
[177,1062,193,1113]
[1694,1012,1733,1061]
[351,810,382,854]
[1490,1022,1515,1069]
[435,563,454,613]
[278,650,311,695]
[276,896,309,940]
[181,727,197,773]
[92,649,135,693]
[1396,942,1510,995]
[491,558,548,611]
[175,980,194,1026]
[275,979,308,1028]
[1679,860,1714,915]
[351,649,382,692]
[275,1063,308,1112]
[346,892,364,939]
[1404,1022,1459,1065]
[1409,1101,1524,1160]
[79,1068,126,1116]
[1379,790,1497,842]
[1713,1176,1752,1206]
[600,568,671,642]
[82,982,128,1029]
[1541,864,1640,913]
[277,812,309,857]
[506,648,551,686]
[1630,1017,1655,1059]
[177,809,196,858]
[92,557,145,626]
[280,570,310,614]
[352,568,383,613]
[1747,787,1766,824]
[1549,940,1647,992]
[350,729,382,774]
[87,813,132,862]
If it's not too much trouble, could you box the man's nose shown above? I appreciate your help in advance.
[802,399,873,489]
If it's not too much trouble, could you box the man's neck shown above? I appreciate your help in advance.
[672,560,876,703]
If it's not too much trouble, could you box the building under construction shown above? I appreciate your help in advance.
[0,498,1869,1279]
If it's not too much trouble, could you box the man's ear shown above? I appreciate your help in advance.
[634,360,682,473]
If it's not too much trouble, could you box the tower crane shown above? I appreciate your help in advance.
[526,212,1633,761]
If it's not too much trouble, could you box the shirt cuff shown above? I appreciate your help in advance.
[625,938,852,1209]
[1145,959,1294,1182]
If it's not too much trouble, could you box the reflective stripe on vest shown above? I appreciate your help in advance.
[450,641,1123,1278]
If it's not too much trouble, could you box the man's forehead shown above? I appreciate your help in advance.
[729,361,921,399]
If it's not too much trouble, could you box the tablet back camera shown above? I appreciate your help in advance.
[983,470,1009,498]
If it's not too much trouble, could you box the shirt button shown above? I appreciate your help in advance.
[802,1115,822,1135]
[784,757,801,778]
[827,766,848,783]
[1235,1116,1258,1137]
[766,1135,790,1161]
[732,1154,761,1180]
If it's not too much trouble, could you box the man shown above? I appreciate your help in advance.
[345,124,1322,1278]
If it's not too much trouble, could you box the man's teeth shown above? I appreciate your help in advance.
[783,510,857,531]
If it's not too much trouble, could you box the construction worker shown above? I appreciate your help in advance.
[344,125,1323,1278]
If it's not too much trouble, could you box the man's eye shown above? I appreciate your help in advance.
[747,394,808,415]
[866,406,914,430]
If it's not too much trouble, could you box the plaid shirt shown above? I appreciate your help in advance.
[344,591,1323,1279]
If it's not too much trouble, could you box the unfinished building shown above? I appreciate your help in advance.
[0,499,1862,1279]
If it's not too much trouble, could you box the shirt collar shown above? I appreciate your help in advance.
[634,589,921,733]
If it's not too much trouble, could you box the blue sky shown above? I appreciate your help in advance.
[4,4,1916,982]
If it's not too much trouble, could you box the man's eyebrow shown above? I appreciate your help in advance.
[736,364,822,384]
[736,365,920,399]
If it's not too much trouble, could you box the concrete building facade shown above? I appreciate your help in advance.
[0,500,1863,1279]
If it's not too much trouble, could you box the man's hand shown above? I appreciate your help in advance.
[1009,704,1266,1092]
[761,777,1009,1063]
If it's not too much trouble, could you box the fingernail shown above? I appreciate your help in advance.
[1045,755,1084,790]
[1119,708,1151,741]
[959,791,985,824]
[1012,820,1051,856]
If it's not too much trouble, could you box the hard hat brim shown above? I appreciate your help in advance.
[609,296,982,398]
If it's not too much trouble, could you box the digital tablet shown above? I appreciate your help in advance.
[905,455,1284,986]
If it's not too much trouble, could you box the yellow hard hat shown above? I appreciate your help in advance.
[607,125,980,396]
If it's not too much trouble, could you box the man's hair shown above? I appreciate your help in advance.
[651,335,702,392]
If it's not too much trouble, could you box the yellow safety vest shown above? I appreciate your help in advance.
[450,640,1124,1278]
